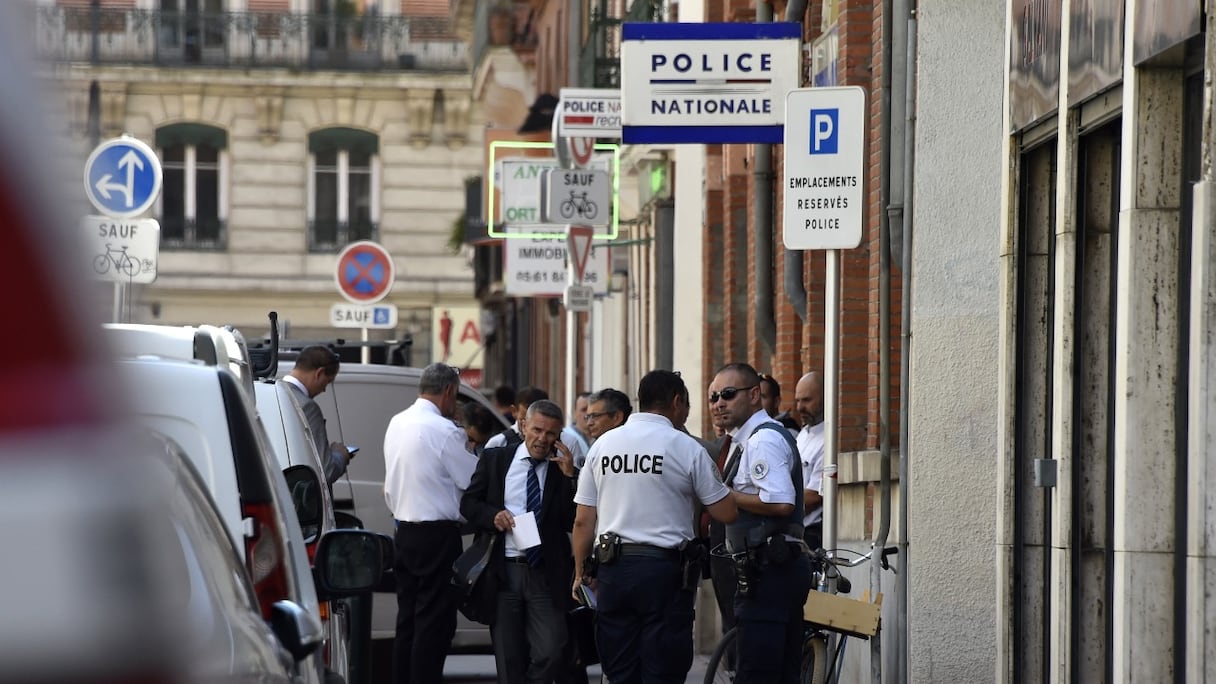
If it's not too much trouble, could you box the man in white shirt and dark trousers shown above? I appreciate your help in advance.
[383,363,479,684]
[572,370,738,684]
[794,371,825,551]
[710,362,813,684]
[459,400,577,684]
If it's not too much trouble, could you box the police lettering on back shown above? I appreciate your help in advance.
[599,452,663,475]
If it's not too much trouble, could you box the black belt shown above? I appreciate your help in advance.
[504,555,531,564]
[397,520,460,529]
[620,543,680,560]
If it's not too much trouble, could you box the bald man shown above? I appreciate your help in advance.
[793,372,825,550]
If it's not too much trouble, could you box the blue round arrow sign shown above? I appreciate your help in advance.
[84,137,163,218]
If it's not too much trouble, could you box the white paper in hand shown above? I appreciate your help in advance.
[510,511,542,549]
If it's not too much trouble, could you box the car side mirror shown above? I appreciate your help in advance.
[283,465,322,534]
[314,529,383,599]
[270,600,323,662]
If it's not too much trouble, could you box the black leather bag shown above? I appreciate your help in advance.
[452,532,498,625]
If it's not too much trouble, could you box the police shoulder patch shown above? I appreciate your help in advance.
[751,460,769,480]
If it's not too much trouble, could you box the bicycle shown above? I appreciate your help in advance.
[560,191,598,220]
[93,243,139,277]
[704,544,898,684]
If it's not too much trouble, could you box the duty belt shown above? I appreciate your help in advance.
[619,543,680,560]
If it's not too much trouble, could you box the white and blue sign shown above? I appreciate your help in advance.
[330,302,399,330]
[783,87,866,250]
[83,136,163,219]
[620,22,801,144]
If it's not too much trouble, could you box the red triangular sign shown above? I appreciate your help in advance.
[566,225,594,283]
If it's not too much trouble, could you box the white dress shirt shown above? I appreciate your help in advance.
[383,397,478,522]
[797,421,826,526]
[503,444,549,558]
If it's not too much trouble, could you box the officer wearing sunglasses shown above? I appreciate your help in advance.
[708,362,813,684]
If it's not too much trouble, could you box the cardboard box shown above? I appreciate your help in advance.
[803,590,882,639]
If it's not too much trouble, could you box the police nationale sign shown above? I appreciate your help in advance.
[620,22,801,144]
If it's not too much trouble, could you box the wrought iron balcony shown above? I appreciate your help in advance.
[36,6,468,72]
[308,219,378,252]
[160,216,226,251]
[579,0,664,88]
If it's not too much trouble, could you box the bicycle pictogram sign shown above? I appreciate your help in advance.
[559,190,599,220]
[335,240,395,304]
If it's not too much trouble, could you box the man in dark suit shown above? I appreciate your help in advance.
[460,399,577,684]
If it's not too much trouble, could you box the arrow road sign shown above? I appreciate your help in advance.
[84,136,162,218]
[335,240,395,304]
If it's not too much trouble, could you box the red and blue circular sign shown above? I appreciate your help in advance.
[335,240,394,304]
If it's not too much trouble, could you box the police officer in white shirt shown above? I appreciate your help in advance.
[572,370,738,684]
[794,371,825,550]
[710,362,813,684]
[486,385,589,469]
[383,363,479,684]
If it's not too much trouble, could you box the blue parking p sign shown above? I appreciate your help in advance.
[809,109,839,154]
[84,137,163,219]
[783,87,865,250]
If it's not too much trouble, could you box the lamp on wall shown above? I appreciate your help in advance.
[610,267,628,293]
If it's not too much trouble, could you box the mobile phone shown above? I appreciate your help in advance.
[346,445,360,456]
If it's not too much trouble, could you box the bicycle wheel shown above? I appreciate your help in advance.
[119,254,138,277]
[93,254,110,274]
[703,627,738,684]
[583,200,597,219]
[561,200,575,219]
[800,633,828,684]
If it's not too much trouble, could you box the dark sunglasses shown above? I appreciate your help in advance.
[708,385,757,403]
[585,411,614,420]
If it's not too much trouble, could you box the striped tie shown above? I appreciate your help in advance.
[525,459,544,568]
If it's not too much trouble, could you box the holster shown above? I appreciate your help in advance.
[677,539,708,591]
[757,534,794,566]
[595,532,622,566]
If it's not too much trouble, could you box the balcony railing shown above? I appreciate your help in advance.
[308,219,378,252]
[579,0,664,88]
[36,6,468,72]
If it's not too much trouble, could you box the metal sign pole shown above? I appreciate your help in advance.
[112,282,124,323]
[361,327,369,364]
[823,248,840,568]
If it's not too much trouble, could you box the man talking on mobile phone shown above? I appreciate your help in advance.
[460,400,578,684]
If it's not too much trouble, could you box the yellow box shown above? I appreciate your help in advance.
[802,590,882,639]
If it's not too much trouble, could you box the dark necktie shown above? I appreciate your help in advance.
[525,459,544,568]
[716,434,733,473]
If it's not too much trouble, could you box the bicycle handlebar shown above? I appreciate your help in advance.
[818,544,900,569]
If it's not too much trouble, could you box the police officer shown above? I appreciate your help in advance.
[572,370,738,684]
[709,362,813,684]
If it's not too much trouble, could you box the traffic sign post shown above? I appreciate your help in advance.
[330,303,398,329]
[782,87,866,250]
[84,216,160,284]
[335,240,395,304]
[84,136,163,218]
[541,169,611,226]
[334,240,396,363]
[83,136,163,323]
[565,225,595,284]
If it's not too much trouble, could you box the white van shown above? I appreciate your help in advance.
[116,358,380,684]
[283,362,510,651]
